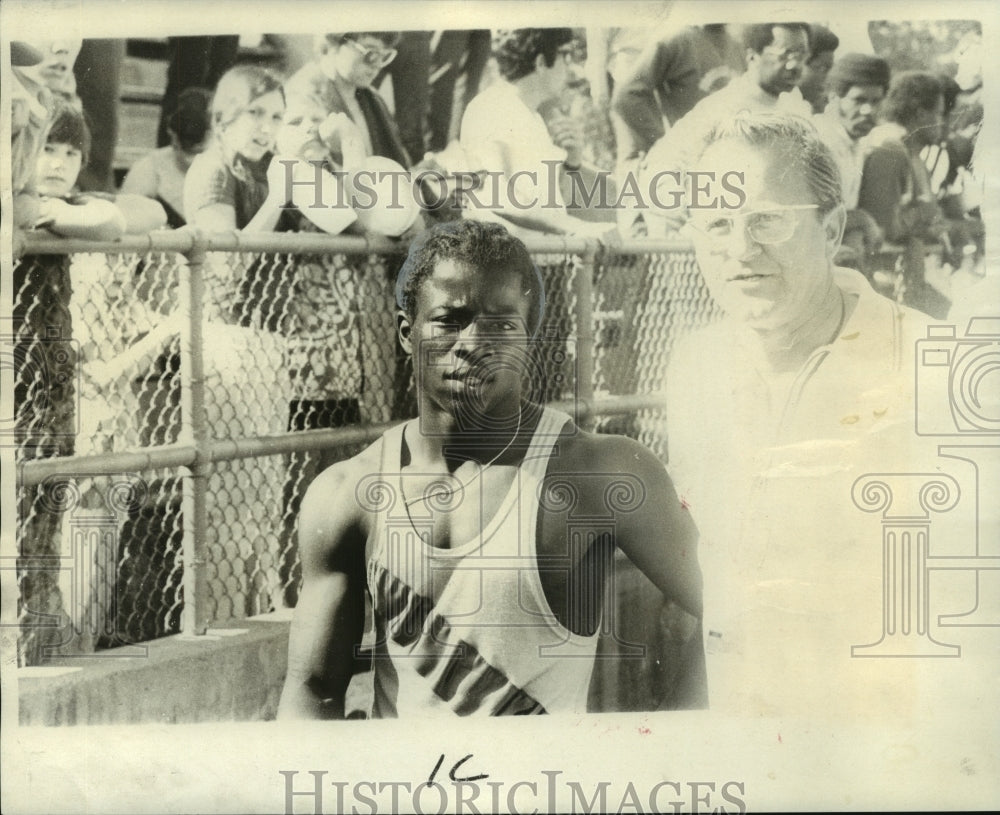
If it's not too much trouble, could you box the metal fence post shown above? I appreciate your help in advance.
[179,233,211,635]
[574,242,598,430]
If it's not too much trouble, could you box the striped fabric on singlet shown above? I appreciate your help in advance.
[365,407,599,716]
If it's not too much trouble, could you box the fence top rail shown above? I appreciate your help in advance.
[18,228,697,258]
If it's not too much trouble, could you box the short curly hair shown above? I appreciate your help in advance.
[881,71,943,128]
[491,28,573,82]
[396,220,546,334]
[167,87,212,152]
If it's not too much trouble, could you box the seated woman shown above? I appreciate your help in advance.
[183,65,289,232]
[120,87,211,227]
[33,102,168,239]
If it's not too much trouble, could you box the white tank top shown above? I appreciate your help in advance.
[365,407,600,717]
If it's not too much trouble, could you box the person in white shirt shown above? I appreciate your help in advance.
[121,88,211,227]
[460,29,617,241]
[812,53,890,209]
[664,112,951,719]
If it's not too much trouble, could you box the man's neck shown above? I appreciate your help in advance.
[748,278,850,373]
[408,401,539,469]
[901,128,927,155]
[332,73,359,101]
[739,71,780,102]
[823,109,859,143]
[512,75,549,112]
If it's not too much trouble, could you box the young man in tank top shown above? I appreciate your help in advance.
[278,220,702,718]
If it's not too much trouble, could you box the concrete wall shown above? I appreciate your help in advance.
[18,611,292,727]
[19,556,704,725]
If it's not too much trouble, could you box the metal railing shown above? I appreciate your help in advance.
[11,229,720,664]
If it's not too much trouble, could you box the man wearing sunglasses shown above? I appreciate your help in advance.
[665,112,939,719]
[284,32,411,169]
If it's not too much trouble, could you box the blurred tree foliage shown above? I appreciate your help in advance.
[869,20,981,77]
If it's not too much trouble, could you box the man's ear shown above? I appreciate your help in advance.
[534,51,548,73]
[397,310,413,355]
[823,204,847,258]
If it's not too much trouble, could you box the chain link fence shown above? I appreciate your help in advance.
[11,231,719,665]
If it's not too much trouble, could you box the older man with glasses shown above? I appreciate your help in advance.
[665,112,941,719]
[284,31,411,168]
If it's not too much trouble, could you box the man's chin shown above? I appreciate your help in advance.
[720,295,781,327]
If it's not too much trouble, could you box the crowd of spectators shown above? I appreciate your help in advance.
[7,22,989,451]
[9,24,987,462]
[12,25,986,303]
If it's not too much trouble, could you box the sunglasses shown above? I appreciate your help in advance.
[344,38,397,69]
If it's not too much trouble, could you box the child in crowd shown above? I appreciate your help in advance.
[33,102,168,239]
[275,92,420,236]
[274,92,367,234]
[121,87,212,227]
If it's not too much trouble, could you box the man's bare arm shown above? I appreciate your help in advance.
[579,433,705,709]
[276,463,368,720]
[601,436,702,618]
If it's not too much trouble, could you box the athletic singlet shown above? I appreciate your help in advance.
[364,407,600,716]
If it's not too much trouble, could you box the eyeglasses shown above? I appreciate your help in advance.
[557,45,578,66]
[761,47,808,68]
[344,38,397,69]
[686,204,820,246]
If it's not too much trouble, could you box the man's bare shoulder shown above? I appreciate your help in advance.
[549,422,668,483]
[298,434,387,563]
[307,436,383,501]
